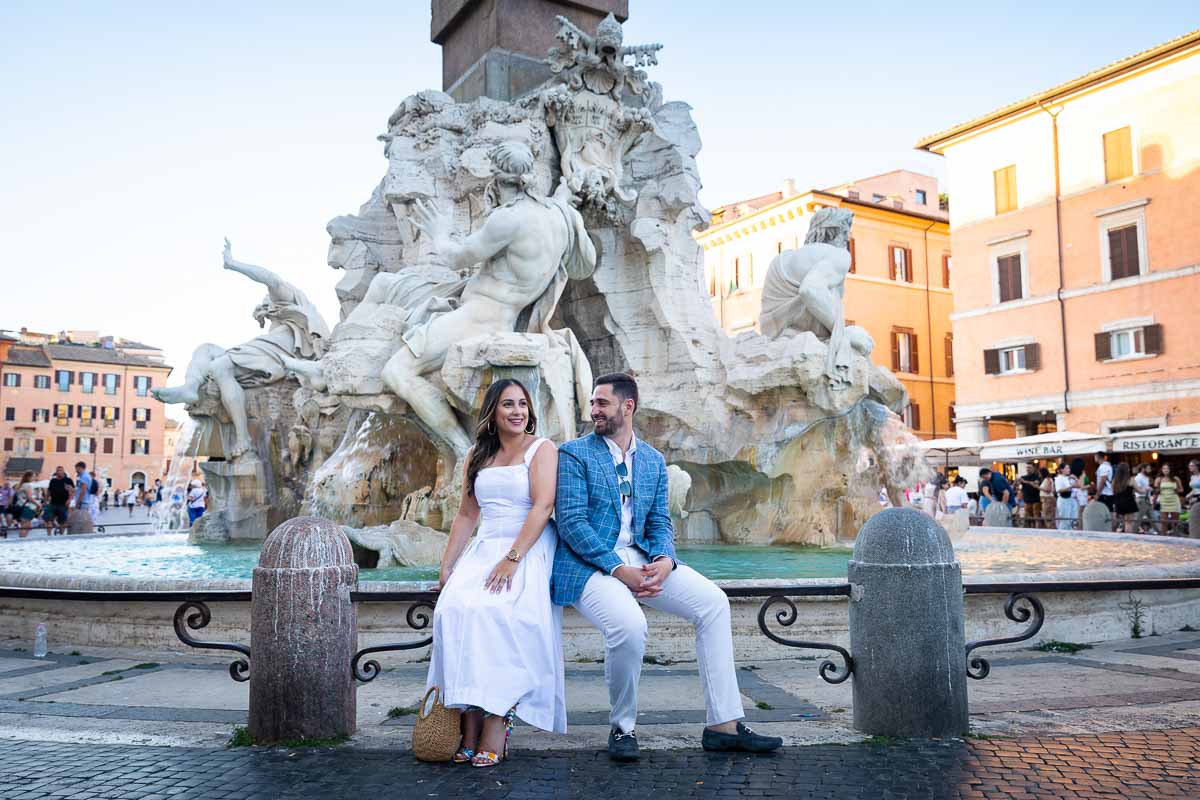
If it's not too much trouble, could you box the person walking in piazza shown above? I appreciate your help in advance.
[553,372,783,762]
[425,378,565,768]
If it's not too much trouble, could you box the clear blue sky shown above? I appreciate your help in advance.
[1,1,1195,416]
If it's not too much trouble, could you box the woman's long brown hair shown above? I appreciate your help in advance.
[465,378,538,496]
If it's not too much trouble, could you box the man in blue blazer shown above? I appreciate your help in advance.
[554,373,782,761]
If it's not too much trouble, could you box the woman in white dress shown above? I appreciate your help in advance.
[425,378,565,767]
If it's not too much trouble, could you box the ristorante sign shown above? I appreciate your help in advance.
[1116,434,1200,453]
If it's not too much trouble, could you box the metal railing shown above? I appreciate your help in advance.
[3,577,1200,689]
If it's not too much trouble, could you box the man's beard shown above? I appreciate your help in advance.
[593,413,625,437]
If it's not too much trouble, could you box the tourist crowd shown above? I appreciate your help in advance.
[0,470,209,537]
[906,454,1199,535]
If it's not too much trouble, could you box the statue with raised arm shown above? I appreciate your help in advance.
[153,240,331,458]
[759,208,875,389]
[287,140,595,462]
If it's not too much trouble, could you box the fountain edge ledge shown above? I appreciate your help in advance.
[2,527,1199,593]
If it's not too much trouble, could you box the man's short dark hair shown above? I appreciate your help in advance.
[1095,451,1107,460]
[594,372,638,412]
[979,468,991,477]
[74,461,87,470]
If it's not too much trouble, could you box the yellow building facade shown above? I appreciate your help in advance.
[694,174,956,439]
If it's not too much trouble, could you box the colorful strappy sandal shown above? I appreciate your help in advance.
[471,707,516,767]
[452,747,475,764]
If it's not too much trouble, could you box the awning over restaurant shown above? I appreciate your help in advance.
[978,431,1108,462]
[1111,424,1200,454]
[3,457,44,476]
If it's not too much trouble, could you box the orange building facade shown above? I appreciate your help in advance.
[694,171,956,439]
[918,30,1200,444]
[0,330,173,490]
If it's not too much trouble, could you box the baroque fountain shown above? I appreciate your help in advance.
[2,11,1199,660]
[152,13,925,563]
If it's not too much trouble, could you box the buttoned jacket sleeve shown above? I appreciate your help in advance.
[555,446,623,576]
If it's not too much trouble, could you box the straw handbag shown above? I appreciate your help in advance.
[411,686,461,762]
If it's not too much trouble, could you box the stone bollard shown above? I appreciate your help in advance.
[249,516,358,743]
[67,509,95,534]
[848,507,968,737]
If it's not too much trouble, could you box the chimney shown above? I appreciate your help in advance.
[781,178,797,199]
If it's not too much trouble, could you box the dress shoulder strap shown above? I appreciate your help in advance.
[523,437,549,467]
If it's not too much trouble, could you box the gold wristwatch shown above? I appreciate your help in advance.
[505,549,521,563]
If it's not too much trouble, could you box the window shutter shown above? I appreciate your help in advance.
[1143,324,1164,355]
[130,439,136,455]
[911,404,921,431]
[35,439,44,453]
[103,438,113,454]
[74,438,81,453]
[890,332,900,371]
[1109,224,1139,279]
[115,375,121,388]
[983,348,1000,375]
[91,437,97,452]
[888,246,897,280]
[91,405,97,419]
[146,407,152,421]
[945,334,954,378]
[904,248,914,283]
[31,409,37,422]
[910,334,920,373]
[1024,342,1041,371]
[56,436,66,453]
[67,371,75,385]
[849,238,856,273]
[942,254,951,289]
[115,407,121,420]
[67,405,74,419]
[1094,331,1112,361]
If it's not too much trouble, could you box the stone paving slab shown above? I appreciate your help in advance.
[34,668,249,710]
[0,659,141,696]
[4,632,1200,754]
[1,729,1198,799]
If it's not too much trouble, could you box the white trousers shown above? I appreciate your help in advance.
[574,546,744,732]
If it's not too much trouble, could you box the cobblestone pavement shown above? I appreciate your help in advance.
[2,729,1199,800]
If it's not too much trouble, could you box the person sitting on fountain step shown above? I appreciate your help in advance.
[553,372,783,761]
[152,240,330,459]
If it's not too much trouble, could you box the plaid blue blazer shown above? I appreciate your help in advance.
[551,432,678,606]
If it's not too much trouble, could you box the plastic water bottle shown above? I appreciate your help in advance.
[33,623,47,658]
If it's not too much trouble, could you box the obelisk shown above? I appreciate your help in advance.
[431,0,628,102]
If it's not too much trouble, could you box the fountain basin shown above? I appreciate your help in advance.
[1,528,1198,663]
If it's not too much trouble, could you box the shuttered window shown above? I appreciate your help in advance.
[997,254,1023,302]
[848,238,856,274]
[1103,127,1133,182]
[941,253,951,289]
[984,344,1038,375]
[890,329,919,374]
[944,333,954,378]
[2,373,19,388]
[1107,224,1140,280]
[1096,324,1164,361]
[55,436,67,453]
[103,438,114,455]
[888,245,913,282]
[993,165,1017,214]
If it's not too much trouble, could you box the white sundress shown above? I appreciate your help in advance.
[425,437,566,733]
